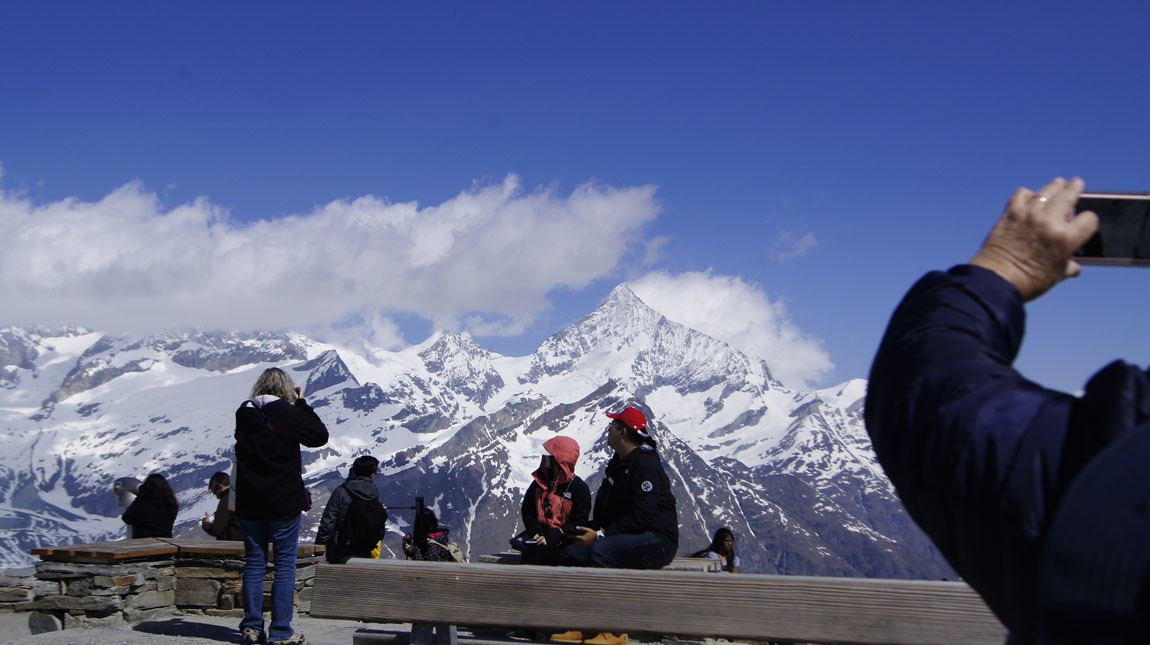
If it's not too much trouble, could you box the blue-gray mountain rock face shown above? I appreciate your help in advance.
[0,285,954,580]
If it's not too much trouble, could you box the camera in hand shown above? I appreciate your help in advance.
[1075,192,1150,266]
[562,524,587,538]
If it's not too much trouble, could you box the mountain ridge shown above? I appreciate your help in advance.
[0,284,951,579]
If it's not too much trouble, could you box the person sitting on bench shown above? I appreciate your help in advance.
[556,406,679,645]
[513,435,591,566]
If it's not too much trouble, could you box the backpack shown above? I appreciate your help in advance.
[431,537,465,563]
[343,490,389,551]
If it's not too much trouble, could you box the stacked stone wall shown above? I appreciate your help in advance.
[0,568,35,612]
[0,552,321,634]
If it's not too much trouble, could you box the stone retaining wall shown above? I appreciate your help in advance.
[0,553,321,633]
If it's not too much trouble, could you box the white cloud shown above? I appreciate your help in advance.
[0,174,660,338]
[770,229,818,262]
[628,271,833,389]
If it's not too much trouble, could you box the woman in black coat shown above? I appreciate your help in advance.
[234,367,329,645]
[122,473,178,538]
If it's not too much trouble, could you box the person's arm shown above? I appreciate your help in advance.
[290,398,330,448]
[864,177,1099,628]
[122,500,140,526]
[568,478,592,527]
[315,487,346,546]
[202,498,222,537]
[520,483,543,537]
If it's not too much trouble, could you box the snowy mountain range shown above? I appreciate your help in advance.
[0,284,952,578]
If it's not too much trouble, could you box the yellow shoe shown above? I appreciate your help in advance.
[551,630,584,643]
[584,633,628,645]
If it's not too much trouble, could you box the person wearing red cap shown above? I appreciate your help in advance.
[560,406,679,568]
[553,407,678,644]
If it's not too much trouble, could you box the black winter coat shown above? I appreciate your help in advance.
[203,493,244,541]
[592,445,678,552]
[122,498,177,538]
[520,475,591,548]
[316,475,384,563]
[234,396,329,522]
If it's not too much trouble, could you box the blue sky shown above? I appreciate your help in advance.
[2,1,1149,392]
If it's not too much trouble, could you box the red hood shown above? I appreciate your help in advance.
[541,436,580,484]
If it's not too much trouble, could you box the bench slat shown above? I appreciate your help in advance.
[310,560,1006,645]
[31,538,177,560]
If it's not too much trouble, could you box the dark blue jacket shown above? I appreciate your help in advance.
[592,445,678,553]
[866,264,1150,642]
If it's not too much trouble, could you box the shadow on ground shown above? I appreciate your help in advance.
[133,617,238,642]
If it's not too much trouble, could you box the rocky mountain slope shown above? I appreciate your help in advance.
[0,285,952,578]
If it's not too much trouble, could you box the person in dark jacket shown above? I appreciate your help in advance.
[563,407,678,568]
[516,435,591,566]
[122,473,178,538]
[556,407,677,644]
[865,176,1150,643]
[316,455,388,563]
[201,471,244,541]
[234,367,329,645]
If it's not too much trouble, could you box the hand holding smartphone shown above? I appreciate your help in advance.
[1074,192,1150,266]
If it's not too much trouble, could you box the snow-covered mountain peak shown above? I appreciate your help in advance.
[0,287,950,580]
[417,330,505,408]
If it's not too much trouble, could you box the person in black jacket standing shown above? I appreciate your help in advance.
[234,367,329,645]
[315,455,388,564]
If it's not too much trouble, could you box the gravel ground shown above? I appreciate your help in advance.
[0,613,701,645]
[0,612,409,645]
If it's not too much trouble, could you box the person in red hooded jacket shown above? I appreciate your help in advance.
[517,435,591,566]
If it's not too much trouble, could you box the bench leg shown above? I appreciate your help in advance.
[410,623,457,645]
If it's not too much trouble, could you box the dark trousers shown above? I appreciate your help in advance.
[559,531,674,569]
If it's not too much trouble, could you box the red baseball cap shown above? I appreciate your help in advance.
[606,407,650,437]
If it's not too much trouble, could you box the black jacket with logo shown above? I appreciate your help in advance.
[591,445,678,551]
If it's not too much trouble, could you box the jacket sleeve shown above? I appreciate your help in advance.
[122,500,141,526]
[315,486,347,546]
[204,497,228,538]
[602,454,666,537]
[520,482,543,535]
[291,399,330,448]
[568,477,592,527]
[863,264,1094,630]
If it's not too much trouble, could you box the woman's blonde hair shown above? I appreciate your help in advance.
[250,367,298,403]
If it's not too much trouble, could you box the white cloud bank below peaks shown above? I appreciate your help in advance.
[0,174,660,342]
[629,271,833,389]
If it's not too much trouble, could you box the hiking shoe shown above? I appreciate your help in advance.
[241,627,266,645]
[551,630,584,642]
[269,633,305,645]
[584,634,628,645]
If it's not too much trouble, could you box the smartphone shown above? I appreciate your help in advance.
[1075,191,1150,266]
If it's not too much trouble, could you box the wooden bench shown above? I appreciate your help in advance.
[309,559,1007,644]
[477,552,721,572]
